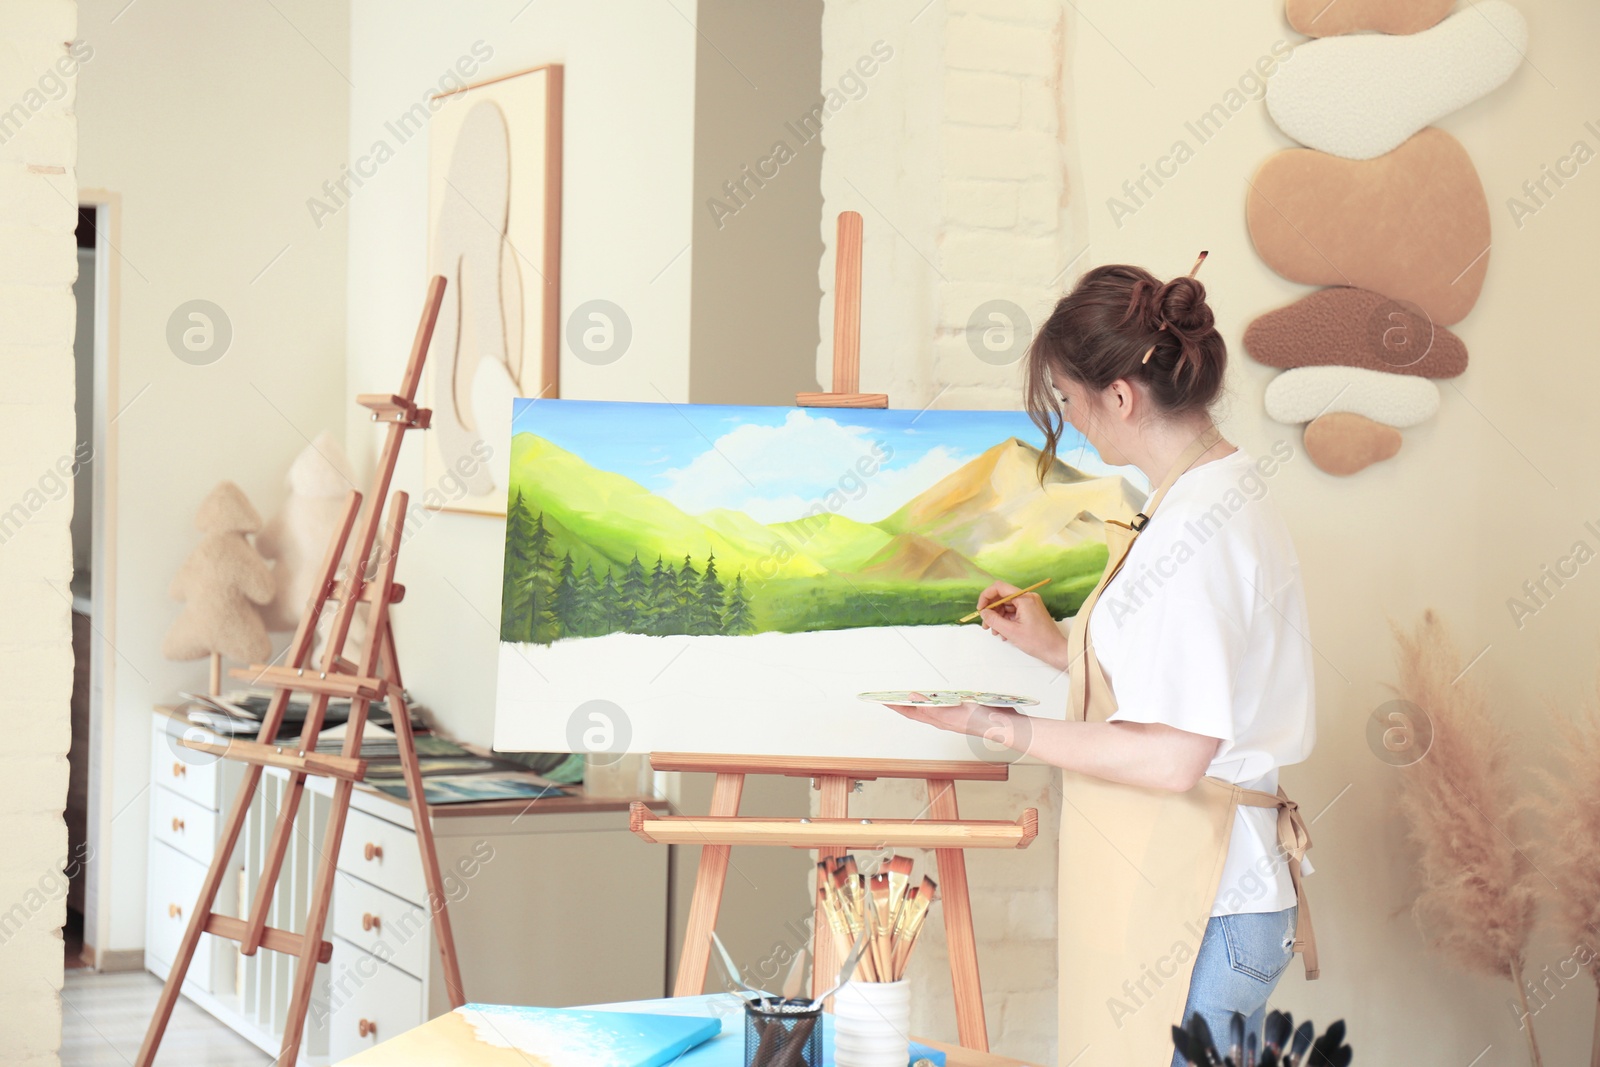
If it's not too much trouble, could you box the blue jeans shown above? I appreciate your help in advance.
[1170,906,1298,1067]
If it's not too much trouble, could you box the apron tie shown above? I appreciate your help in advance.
[1236,784,1320,980]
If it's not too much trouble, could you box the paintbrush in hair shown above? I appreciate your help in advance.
[1246,1031,1258,1067]
[1229,1012,1245,1067]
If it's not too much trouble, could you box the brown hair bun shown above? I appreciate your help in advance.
[1022,262,1227,476]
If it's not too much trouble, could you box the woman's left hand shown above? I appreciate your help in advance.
[882,700,974,733]
[881,697,1032,752]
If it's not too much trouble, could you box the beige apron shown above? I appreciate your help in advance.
[1056,428,1319,1066]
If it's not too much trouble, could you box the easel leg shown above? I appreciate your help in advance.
[673,772,744,996]
[927,777,989,1052]
[384,617,466,1008]
[812,775,850,1004]
[134,765,266,1067]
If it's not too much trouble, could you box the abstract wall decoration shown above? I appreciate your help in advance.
[1266,2,1527,160]
[1246,129,1491,325]
[1246,6,1525,476]
[491,400,1147,760]
[1284,0,1453,38]
[424,65,563,515]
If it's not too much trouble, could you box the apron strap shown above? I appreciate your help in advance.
[1068,424,1225,718]
[1235,784,1320,980]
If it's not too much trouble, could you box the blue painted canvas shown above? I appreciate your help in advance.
[452,1004,720,1066]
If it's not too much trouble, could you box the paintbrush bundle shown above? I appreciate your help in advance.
[815,854,936,983]
[1171,1010,1351,1067]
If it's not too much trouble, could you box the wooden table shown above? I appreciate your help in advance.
[336,994,1043,1066]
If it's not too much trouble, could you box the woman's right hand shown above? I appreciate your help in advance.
[976,581,1071,671]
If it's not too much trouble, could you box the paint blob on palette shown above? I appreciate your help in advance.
[858,690,1040,708]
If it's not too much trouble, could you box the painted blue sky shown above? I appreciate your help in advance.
[510,399,1144,524]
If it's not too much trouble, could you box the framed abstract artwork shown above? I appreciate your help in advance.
[492,400,1148,761]
[424,64,563,516]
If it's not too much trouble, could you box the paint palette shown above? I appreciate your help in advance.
[858,690,1039,708]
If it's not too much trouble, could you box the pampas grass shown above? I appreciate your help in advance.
[1531,676,1600,1067]
[1391,610,1542,1066]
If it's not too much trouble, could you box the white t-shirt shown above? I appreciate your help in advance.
[1088,446,1316,916]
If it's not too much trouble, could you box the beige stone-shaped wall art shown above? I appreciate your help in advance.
[425,65,563,516]
[1246,129,1490,326]
[1244,287,1468,378]
[1244,2,1524,476]
[1303,412,1402,476]
[1268,2,1527,160]
[1285,0,1453,38]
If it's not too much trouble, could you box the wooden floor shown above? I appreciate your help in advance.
[61,971,269,1067]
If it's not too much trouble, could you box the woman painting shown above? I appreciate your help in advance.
[886,256,1319,1065]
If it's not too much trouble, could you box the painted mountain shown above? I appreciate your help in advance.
[500,433,1144,645]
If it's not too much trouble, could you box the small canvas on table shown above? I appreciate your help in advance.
[341,1004,719,1066]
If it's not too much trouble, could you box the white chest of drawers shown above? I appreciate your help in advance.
[146,707,671,1065]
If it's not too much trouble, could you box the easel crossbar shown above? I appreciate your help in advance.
[647,752,1012,782]
[629,806,1037,850]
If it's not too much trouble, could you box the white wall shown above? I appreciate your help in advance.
[75,0,350,956]
[0,0,80,1059]
[818,0,1600,1063]
[344,0,698,749]
[1070,2,1600,1064]
[344,0,831,999]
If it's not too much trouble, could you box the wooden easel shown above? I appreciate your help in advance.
[630,213,1038,1053]
[136,277,466,1065]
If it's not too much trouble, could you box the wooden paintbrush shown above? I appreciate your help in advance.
[868,870,894,980]
[890,876,937,979]
[958,578,1051,623]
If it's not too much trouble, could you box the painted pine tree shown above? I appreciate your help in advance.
[599,568,621,633]
[618,553,648,632]
[552,551,579,639]
[501,489,537,641]
[723,571,754,635]
[695,550,726,635]
[674,554,699,635]
[646,555,673,636]
[525,511,559,643]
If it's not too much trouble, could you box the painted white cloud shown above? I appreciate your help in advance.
[653,409,973,524]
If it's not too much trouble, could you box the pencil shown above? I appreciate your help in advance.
[958,578,1051,623]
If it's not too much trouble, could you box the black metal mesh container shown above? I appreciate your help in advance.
[743,997,823,1067]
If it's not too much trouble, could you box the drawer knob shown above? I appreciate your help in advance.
[168,903,182,919]
[171,817,185,833]
[172,762,186,778]
[361,912,381,932]
[363,842,383,862]
[358,1018,377,1039]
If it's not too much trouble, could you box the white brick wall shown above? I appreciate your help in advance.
[817,2,1071,1061]
[0,0,79,1062]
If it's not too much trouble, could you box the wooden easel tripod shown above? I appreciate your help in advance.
[136,276,465,1065]
[629,213,1039,1054]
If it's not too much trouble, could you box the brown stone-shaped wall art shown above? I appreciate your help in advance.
[1244,287,1468,379]
[1285,0,1454,38]
[1303,412,1403,476]
[1246,128,1490,327]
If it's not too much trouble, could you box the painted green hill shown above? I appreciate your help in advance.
[770,511,896,573]
[505,433,825,579]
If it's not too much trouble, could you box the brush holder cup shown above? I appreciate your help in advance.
[744,997,822,1067]
[833,979,911,1067]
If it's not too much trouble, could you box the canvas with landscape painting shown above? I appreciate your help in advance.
[491,400,1147,761]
